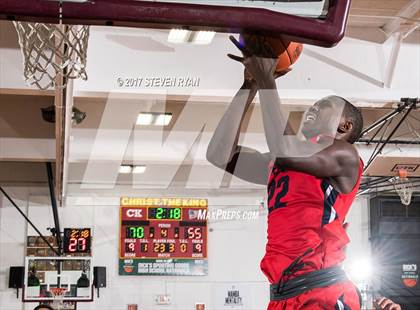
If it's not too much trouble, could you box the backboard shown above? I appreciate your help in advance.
[0,0,351,47]
[23,256,93,302]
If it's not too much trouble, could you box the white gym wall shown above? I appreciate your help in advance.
[0,189,369,310]
[0,13,418,310]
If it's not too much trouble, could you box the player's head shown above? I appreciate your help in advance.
[301,95,363,144]
[33,305,54,310]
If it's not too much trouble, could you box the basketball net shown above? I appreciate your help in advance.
[13,22,89,90]
[49,287,67,310]
[390,169,413,206]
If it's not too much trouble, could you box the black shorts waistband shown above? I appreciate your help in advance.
[270,266,348,301]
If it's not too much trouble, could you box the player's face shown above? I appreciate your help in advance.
[301,99,344,139]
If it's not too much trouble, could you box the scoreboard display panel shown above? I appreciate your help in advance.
[63,228,91,254]
[119,197,208,276]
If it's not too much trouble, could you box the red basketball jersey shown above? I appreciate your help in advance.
[260,159,364,284]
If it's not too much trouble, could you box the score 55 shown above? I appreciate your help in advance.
[186,227,202,239]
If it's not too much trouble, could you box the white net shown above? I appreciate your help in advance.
[50,287,67,310]
[390,176,413,206]
[13,22,89,90]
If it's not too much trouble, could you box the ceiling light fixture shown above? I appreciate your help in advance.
[136,113,154,125]
[136,112,172,126]
[168,29,216,45]
[119,165,133,174]
[168,29,191,43]
[193,31,216,45]
[154,113,172,126]
[132,165,147,174]
[119,165,147,174]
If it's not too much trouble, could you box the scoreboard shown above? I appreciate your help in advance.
[63,228,91,254]
[119,197,208,276]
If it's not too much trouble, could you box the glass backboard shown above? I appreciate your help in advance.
[23,256,93,302]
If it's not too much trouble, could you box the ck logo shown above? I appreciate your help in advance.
[126,209,143,218]
[403,264,417,272]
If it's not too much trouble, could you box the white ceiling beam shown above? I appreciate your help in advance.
[62,79,74,205]
[0,138,55,161]
[72,91,395,108]
[0,88,55,96]
[383,33,404,88]
[54,78,65,205]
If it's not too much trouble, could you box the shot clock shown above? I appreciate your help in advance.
[63,228,91,254]
[148,207,182,220]
[119,197,208,276]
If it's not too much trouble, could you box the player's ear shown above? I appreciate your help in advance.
[338,119,353,134]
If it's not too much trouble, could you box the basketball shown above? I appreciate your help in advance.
[239,34,303,72]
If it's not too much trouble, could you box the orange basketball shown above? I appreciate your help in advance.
[239,34,303,72]
[403,278,417,288]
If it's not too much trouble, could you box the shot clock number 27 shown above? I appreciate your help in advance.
[63,228,91,254]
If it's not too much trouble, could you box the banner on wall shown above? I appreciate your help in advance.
[119,197,208,276]
[213,283,251,309]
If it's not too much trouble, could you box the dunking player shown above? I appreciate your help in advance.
[207,36,364,309]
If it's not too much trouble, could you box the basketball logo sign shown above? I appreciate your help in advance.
[402,264,418,288]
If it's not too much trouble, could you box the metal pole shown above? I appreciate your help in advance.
[359,108,402,138]
[358,139,420,145]
[364,101,417,171]
[0,187,60,256]
[46,162,63,254]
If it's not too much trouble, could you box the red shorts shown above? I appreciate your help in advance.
[267,280,360,310]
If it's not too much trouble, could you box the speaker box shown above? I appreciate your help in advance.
[8,266,24,289]
[94,266,106,288]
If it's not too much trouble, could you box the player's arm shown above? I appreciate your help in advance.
[253,66,359,186]
[206,77,270,185]
[255,73,359,191]
[227,36,325,160]
[275,139,358,177]
[224,147,270,185]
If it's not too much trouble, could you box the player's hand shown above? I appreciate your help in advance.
[227,35,276,83]
[228,35,285,87]
[274,68,291,79]
[242,68,257,89]
[374,297,401,310]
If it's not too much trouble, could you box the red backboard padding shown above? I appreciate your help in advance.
[0,0,351,47]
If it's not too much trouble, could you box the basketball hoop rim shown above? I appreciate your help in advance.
[397,169,408,179]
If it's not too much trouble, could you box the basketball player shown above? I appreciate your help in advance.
[33,305,54,310]
[207,36,364,309]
